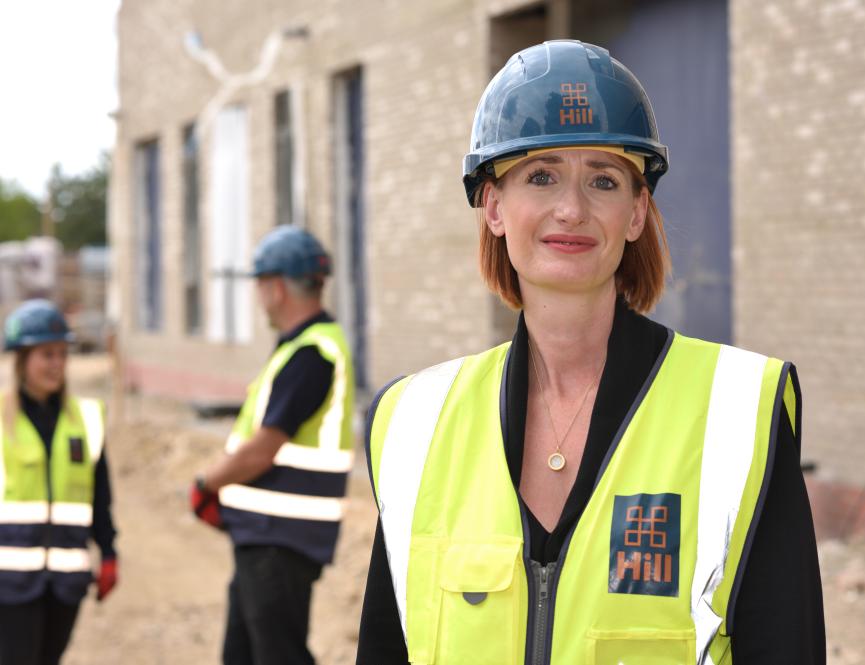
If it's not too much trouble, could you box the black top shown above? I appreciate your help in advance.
[19,389,117,559]
[261,311,336,438]
[356,299,825,664]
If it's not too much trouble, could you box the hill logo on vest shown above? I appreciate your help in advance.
[69,437,84,463]
[609,493,681,597]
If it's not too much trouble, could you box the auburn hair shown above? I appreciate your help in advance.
[476,162,670,314]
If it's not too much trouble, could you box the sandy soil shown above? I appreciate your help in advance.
[4,354,860,664]
[56,355,378,665]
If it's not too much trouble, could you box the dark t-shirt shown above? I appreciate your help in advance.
[261,311,335,439]
[356,300,825,664]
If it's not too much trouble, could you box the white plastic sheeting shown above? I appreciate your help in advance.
[207,105,252,345]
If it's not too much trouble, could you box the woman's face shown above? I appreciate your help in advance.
[23,341,68,399]
[483,148,648,300]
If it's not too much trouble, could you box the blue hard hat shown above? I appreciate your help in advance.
[251,226,332,280]
[4,299,73,351]
[463,40,669,206]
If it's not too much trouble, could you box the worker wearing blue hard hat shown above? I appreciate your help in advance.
[0,299,118,665]
[249,225,332,282]
[192,226,354,665]
[3,299,75,351]
[357,40,824,664]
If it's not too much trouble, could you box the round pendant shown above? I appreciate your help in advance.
[548,452,566,471]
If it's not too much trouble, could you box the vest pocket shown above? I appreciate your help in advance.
[437,540,522,665]
[587,628,696,665]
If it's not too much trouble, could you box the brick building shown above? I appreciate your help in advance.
[111,0,865,487]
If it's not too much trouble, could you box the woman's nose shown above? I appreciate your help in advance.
[552,183,590,226]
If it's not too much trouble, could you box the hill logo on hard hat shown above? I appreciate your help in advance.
[559,82,593,126]
[608,493,680,597]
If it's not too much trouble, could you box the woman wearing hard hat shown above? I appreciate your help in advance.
[358,41,824,664]
[0,300,117,665]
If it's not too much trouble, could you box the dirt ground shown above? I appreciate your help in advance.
[6,354,862,664]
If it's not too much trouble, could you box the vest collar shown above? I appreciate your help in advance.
[275,310,334,349]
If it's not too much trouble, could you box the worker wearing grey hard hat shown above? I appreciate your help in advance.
[191,226,354,665]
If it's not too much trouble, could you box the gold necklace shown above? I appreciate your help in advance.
[527,339,604,472]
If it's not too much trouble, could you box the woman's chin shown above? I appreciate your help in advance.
[37,380,63,395]
[521,271,614,297]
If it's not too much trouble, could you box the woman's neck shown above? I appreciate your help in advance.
[521,284,616,395]
[20,384,54,405]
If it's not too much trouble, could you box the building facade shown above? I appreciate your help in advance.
[732,0,865,487]
[111,0,865,484]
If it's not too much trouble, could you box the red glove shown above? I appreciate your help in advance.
[190,476,224,530]
[96,557,118,602]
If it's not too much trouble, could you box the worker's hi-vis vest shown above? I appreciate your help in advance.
[219,322,354,565]
[368,332,799,665]
[0,394,105,604]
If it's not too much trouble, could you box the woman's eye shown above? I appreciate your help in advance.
[527,169,552,186]
[593,174,618,190]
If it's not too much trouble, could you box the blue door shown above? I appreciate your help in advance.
[604,0,731,342]
[345,70,368,388]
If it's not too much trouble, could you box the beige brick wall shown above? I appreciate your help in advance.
[113,0,863,484]
[731,0,865,484]
[111,0,540,401]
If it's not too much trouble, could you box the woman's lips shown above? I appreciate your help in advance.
[542,234,598,253]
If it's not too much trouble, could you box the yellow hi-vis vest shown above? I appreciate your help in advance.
[368,332,798,665]
[0,394,105,584]
[219,321,355,564]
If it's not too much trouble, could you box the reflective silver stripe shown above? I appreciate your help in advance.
[253,361,278,430]
[313,335,347,452]
[377,357,465,639]
[225,432,244,453]
[0,546,91,572]
[47,547,91,572]
[225,434,354,472]
[78,398,105,461]
[0,502,91,526]
[219,484,345,521]
[692,345,767,665]
[0,501,49,523]
[50,502,93,527]
[274,443,353,472]
[0,546,46,571]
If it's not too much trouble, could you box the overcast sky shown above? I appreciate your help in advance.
[0,1,121,197]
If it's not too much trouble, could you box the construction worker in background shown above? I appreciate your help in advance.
[357,40,824,664]
[0,299,117,665]
[191,226,355,665]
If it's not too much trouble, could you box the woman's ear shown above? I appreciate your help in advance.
[626,186,649,242]
[482,182,506,238]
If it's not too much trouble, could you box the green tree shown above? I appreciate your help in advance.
[0,179,42,241]
[49,153,109,250]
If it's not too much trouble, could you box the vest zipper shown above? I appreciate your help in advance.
[44,436,53,563]
[528,560,557,665]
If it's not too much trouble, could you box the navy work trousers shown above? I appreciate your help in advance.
[222,545,322,665]
[0,591,80,665]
